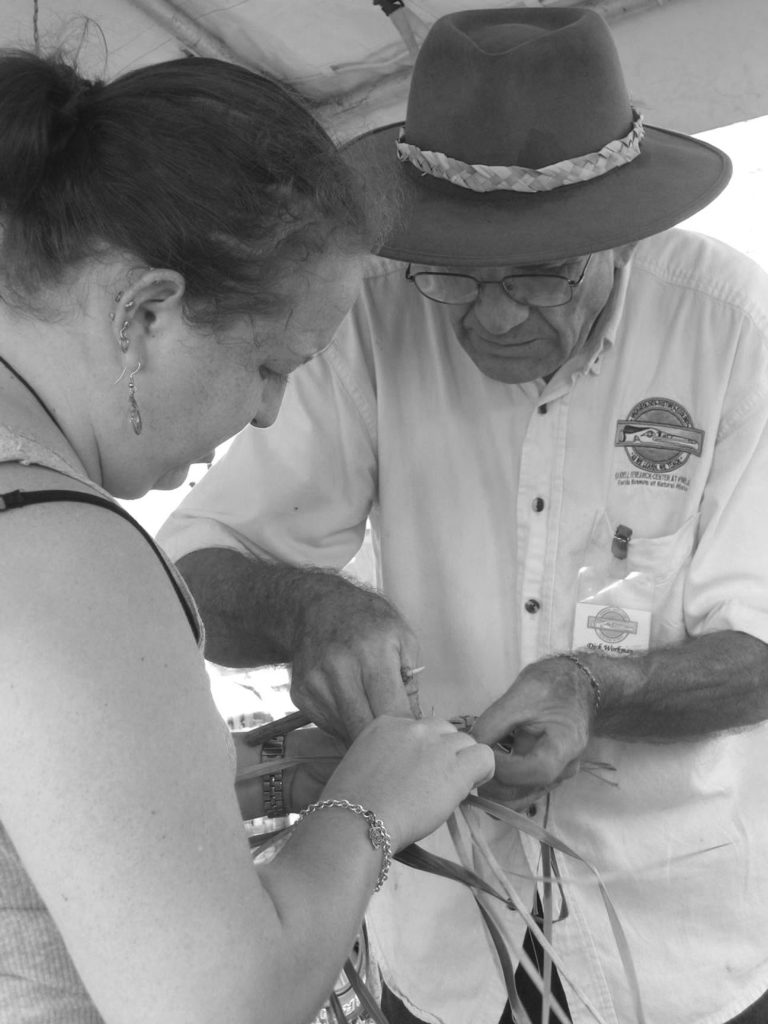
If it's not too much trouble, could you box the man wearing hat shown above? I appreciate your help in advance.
[159,7,768,1024]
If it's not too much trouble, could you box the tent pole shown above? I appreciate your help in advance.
[126,0,242,64]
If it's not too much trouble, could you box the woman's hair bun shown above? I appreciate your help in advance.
[0,51,100,208]
[0,50,373,325]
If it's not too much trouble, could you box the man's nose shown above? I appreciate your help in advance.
[470,283,531,334]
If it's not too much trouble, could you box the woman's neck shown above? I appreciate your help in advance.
[0,347,89,479]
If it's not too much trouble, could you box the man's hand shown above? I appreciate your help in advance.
[289,574,422,743]
[285,727,347,810]
[176,550,422,744]
[470,656,594,804]
[234,726,347,818]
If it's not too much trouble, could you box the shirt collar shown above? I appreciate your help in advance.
[540,256,632,397]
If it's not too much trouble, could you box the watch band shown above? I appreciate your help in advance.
[261,735,286,818]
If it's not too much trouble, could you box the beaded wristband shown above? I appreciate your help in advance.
[298,798,392,892]
[559,653,602,713]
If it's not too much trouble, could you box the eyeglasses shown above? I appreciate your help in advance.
[405,253,593,308]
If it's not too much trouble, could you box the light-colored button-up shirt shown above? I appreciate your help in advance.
[159,229,768,1024]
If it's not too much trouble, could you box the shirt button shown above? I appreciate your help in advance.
[524,598,540,614]
[532,497,545,512]
[538,403,548,415]
[526,804,538,817]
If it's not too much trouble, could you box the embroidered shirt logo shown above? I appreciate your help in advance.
[615,397,704,474]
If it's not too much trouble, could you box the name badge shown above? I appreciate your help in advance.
[572,599,651,655]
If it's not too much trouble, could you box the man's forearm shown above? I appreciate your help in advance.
[580,630,768,741]
[176,548,335,667]
[176,547,418,741]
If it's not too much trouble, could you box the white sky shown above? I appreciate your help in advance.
[120,113,768,719]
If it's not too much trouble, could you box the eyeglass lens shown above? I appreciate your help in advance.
[413,272,574,306]
[409,254,591,307]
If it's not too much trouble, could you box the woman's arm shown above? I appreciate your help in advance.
[0,499,492,1024]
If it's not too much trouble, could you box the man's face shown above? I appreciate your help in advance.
[427,250,617,384]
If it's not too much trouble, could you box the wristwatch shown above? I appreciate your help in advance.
[261,735,286,818]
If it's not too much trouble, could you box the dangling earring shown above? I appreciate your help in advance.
[127,361,142,435]
[118,320,131,353]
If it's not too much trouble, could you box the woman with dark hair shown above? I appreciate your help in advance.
[0,50,493,1024]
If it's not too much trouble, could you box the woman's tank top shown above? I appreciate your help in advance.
[0,425,229,1022]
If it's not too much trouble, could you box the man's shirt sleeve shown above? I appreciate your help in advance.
[156,339,378,570]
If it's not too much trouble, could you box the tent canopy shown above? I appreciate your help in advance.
[4,0,768,141]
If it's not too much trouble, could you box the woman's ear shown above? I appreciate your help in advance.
[110,269,186,353]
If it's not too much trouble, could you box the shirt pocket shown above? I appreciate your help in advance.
[584,511,700,647]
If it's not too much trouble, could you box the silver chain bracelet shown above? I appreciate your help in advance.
[298,798,393,892]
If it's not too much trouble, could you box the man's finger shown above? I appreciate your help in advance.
[291,671,351,739]
[492,740,566,789]
[471,709,529,747]
[362,656,416,721]
[334,683,377,742]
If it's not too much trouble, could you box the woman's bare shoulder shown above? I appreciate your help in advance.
[0,462,200,683]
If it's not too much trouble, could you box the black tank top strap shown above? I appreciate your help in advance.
[0,488,200,643]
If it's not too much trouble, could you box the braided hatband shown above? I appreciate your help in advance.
[396,109,645,194]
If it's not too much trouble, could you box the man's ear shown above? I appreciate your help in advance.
[110,269,186,352]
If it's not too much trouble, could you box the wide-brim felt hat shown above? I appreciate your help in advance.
[344,7,732,267]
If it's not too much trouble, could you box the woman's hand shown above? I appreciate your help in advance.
[320,715,495,850]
